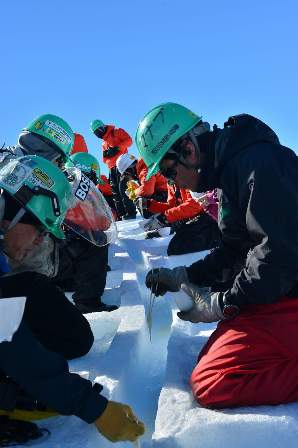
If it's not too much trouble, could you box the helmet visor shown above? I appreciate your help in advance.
[19,132,64,163]
[64,168,117,246]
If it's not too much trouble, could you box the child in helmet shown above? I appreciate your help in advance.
[0,155,144,445]
[59,152,118,313]
[90,119,137,220]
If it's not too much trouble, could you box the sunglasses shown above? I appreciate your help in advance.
[159,161,179,182]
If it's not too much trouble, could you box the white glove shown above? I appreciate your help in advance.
[177,283,225,323]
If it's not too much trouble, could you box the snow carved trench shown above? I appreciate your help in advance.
[35,218,298,448]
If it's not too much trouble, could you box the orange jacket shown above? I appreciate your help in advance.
[134,159,168,197]
[101,125,132,169]
[97,175,113,196]
[148,184,204,223]
[71,133,88,154]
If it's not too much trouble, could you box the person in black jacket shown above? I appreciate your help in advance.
[137,102,298,409]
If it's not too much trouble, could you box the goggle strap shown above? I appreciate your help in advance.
[7,207,26,231]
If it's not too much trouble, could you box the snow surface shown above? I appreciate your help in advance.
[29,217,298,447]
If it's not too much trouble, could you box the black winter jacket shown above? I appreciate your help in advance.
[186,114,298,307]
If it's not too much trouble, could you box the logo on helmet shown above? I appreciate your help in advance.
[151,124,179,154]
[32,168,54,188]
[45,120,72,146]
[34,121,44,130]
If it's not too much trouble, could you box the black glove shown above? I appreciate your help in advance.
[103,147,120,158]
[145,266,189,296]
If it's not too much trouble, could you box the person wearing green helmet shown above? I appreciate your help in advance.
[0,114,74,278]
[0,155,144,445]
[57,152,118,313]
[90,119,137,220]
[141,102,298,410]
[1,114,74,167]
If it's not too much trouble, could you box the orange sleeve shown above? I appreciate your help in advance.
[97,175,113,196]
[115,128,133,149]
[164,189,204,223]
[135,163,157,197]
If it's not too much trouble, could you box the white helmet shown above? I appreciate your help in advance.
[116,153,137,175]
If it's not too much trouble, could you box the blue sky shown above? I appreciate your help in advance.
[1,0,297,175]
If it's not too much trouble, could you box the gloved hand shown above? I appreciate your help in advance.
[125,180,139,200]
[134,197,148,217]
[143,213,168,231]
[103,146,120,158]
[95,400,145,443]
[177,283,225,323]
[145,266,188,296]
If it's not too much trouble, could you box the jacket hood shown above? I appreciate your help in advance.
[197,114,280,192]
[215,114,279,169]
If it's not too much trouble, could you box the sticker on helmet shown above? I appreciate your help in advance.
[32,168,54,188]
[34,120,44,130]
[45,120,72,146]
[0,163,30,193]
[75,173,90,200]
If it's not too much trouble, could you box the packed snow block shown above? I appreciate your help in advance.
[152,318,298,448]
[69,312,121,381]
[119,238,173,339]
[91,305,151,424]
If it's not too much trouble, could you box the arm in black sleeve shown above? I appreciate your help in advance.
[187,144,298,307]
[103,147,120,158]
[186,242,246,287]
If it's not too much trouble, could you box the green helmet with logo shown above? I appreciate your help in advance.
[90,119,105,133]
[135,102,202,179]
[24,114,74,159]
[0,155,72,238]
[65,152,103,183]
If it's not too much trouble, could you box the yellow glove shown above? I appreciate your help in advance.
[127,180,139,190]
[125,180,139,200]
[95,400,145,443]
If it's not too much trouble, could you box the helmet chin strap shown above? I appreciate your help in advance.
[188,122,210,173]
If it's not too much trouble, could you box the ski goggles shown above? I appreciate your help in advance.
[6,203,47,237]
[159,137,191,182]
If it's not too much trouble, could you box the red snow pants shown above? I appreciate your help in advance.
[190,296,298,408]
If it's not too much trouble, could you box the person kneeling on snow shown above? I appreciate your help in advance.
[137,102,298,409]
[116,153,168,218]
[141,182,221,255]
[56,152,118,314]
[0,155,144,445]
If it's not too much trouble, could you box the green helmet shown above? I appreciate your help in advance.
[90,119,105,133]
[135,102,202,179]
[65,152,103,182]
[0,155,72,239]
[24,114,74,159]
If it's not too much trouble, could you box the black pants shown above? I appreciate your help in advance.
[0,321,106,422]
[0,272,93,360]
[55,239,109,305]
[167,213,221,256]
[110,166,136,218]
